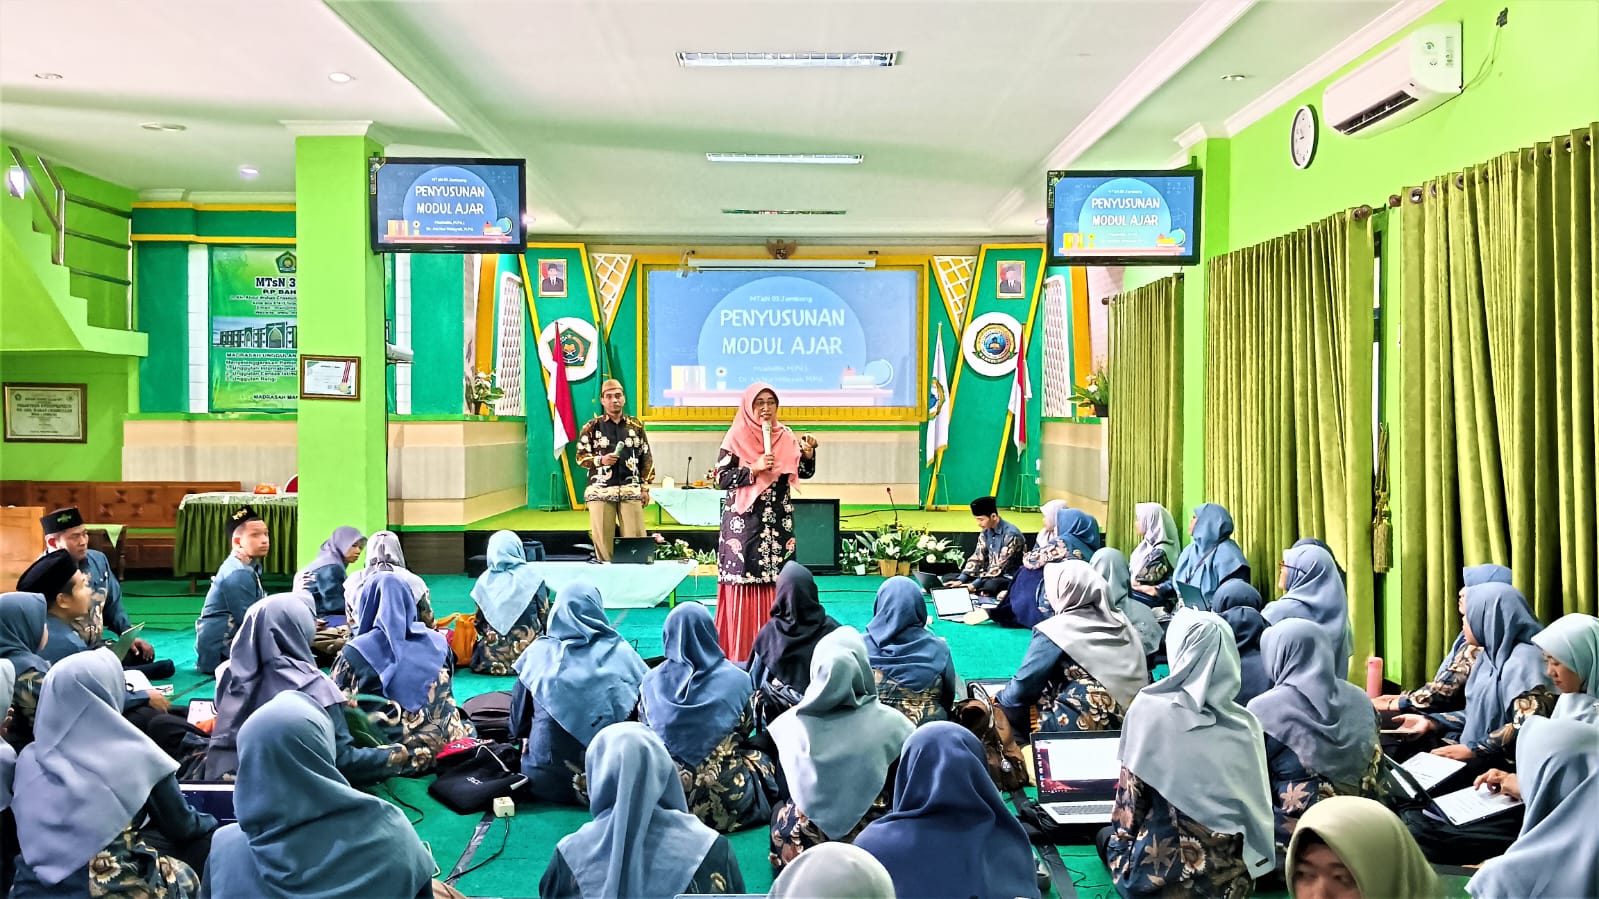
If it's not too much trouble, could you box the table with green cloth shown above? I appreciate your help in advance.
[174,492,298,577]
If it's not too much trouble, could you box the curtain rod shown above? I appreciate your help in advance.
[1394,132,1593,205]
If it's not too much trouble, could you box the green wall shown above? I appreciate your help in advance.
[408,254,469,415]
[11,150,137,330]
[0,352,136,481]
[135,243,190,412]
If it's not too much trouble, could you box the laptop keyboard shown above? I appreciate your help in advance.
[1045,801,1115,819]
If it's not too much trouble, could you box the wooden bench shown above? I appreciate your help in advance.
[0,480,241,573]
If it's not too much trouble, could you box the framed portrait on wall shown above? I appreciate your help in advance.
[300,355,361,401]
[997,261,1027,299]
[3,383,87,443]
[537,258,568,298]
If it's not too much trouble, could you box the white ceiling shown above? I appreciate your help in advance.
[0,0,1413,238]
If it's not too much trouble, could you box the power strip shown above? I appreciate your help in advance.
[492,796,516,818]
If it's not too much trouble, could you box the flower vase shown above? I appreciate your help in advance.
[876,559,898,577]
[1092,403,1108,418]
[853,564,868,575]
[896,562,913,576]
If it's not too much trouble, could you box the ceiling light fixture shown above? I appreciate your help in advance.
[238,165,260,179]
[140,122,187,132]
[6,167,28,199]
[722,208,847,216]
[706,153,863,165]
[33,72,63,80]
[327,71,355,83]
[1034,216,1050,226]
[678,51,899,69]
[1220,73,1248,82]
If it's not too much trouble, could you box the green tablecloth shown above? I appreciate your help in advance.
[174,496,298,577]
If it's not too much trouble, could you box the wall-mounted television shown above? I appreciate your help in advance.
[369,156,527,253]
[1046,169,1201,266]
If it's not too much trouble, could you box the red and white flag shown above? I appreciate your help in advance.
[1007,334,1032,457]
[550,319,577,458]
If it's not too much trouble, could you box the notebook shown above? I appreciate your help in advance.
[109,623,145,661]
[1174,581,1210,611]
[612,537,658,565]
[1033,731,1122,825]
[931,587,975,621]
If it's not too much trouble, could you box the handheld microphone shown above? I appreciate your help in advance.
[685,455,693,484]
[761,421,773,455]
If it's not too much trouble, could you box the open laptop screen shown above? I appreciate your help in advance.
[1035,733,1121,799]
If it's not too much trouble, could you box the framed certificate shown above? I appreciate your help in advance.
[299,355,361,401]
[3,383,87,443]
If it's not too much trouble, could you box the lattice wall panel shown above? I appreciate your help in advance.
[1042,274,1074,418]
[590,253,632,332]
[932,256,977,326]
[494,272,526,416]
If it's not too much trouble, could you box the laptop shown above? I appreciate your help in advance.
[1174,581,1211,611]
[1033,731,1122,826]
[612,537,657,565]
[913,570,945,592]
[180,782,237,823]
[931,586,975,621]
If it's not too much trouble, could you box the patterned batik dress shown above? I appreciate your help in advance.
[648,704,782,834]
[1265,740,1384,849]
[470,589,548,675]
[874,670,952,727]
[330,647,476,773]
[713,449,816,661]
[1106,768,1254,899]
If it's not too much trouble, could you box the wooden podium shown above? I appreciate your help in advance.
[0,506,44,590]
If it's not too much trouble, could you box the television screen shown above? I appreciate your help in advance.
[369,157,527,253]
[1047,169,1201,266]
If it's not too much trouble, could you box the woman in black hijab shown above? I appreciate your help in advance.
[747,562,839,728]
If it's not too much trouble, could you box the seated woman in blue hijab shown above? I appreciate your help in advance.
[470,529,550,675]
[768,627,914,872]
[1395,583,1554,864]
[996,561,1148,739]
[11,649,218,898]
[1213,579,1272,705]
[997,508,1106,630]
[854,722,1041,899]
[639,602,779,833]
[203,691,437,899]
[864,577,959,725]
[293,525,365,619]
[1264,542,1353,678]
[0,593,53,750]
[1376,564,1512,715]
[1247,619,1381,855]
[331,572,474,770]
[541,722,745,898]
[1167,503,1250,608]
[1100,609,1276,897]
[204,594,410,784]
[511,581,647,806]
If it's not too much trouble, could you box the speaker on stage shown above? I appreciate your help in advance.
[792,498,840,573]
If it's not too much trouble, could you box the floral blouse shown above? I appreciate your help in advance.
[1424,684,1559,760]
[874,669,954,727]
[639,703,781,834]
[1397,642,1480,713]
[997,634,1124,734]
[576,414,655,502]
[1264,738,1383,850]
[470,592,547,676]
[959,521,1028,581]
[331,647,476,774]
[1106,768,1254,899]
[1022,539,1091,570]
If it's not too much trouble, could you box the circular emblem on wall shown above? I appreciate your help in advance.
[963,312,1023,376]
[537,318,600,381]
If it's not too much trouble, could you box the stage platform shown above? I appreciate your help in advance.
[467,504,1006,533]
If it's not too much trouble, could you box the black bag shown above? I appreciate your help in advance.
[462,690,513,743]
[427,741,526,815]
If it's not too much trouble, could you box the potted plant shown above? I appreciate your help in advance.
[869,526,904,577]
[840,535,873,576]
[1068,367,1109,418]
[468,371,505,416]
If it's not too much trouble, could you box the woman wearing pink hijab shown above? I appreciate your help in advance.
[712,383,818,662]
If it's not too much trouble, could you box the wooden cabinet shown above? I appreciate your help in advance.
[0,506,44,590]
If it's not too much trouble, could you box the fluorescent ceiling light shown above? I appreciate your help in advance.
[689,258,874,270]
[678,51,898,69]
[707,153,863,165]
[1220,73,1248,82]
[141,122,186,132]
[721,208,847,216]
[328,71,355,83]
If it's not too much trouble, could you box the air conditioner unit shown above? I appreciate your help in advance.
[1323,23,1461,137]
[685,258,875,271]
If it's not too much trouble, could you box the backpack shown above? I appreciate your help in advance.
[954,682,1031,792]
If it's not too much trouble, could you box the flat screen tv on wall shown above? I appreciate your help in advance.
[1046,169,1201,267]
[369,156,527,253]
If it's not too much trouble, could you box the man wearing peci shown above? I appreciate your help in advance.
[39,506,154,663]
[576,379,655,561]
[942,496,1027,599]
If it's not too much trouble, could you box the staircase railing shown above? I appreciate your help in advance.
[6,146,134,329]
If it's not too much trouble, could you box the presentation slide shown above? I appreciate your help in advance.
[1049,171,1199,264]
[645,269,919,410]
[370,158,524,250]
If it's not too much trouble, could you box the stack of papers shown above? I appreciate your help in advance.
[1429,785,1523,825]
[1400,752,1467,791]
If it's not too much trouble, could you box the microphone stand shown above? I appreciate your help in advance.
[886,487,900,530]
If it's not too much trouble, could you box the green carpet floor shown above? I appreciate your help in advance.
[127,574,1466,899]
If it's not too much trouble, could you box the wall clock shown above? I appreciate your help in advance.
[1290,104,1318,170]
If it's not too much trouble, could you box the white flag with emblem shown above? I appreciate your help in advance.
[927,330,951,464]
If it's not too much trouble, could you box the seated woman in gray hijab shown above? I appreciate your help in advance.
[1466,717,1598,899]
[203,691,436,899]
[640,602,779,833]
[331,573,474,769]
[541,722,744,898]
[511,581,648,805]
[204,594,410,784]
[2,658,18,894]
[342,530,434,628]
[1099,609,1276,897]
[768,626,914,873]
[293,525,365,619]
[996,560,1148,739]
[767,843,896,899]
[1247,619,1381,853]
[0,593,52,751]
[10,649,218,898]
[471,529,550,675]
[1263,542,1353,678]
[1376,564,1511,715]
[1090,548,1163,665]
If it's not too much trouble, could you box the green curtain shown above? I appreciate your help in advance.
[1395,123,1599,684]
[173,502,299,578]
[1106,275,1183,551]
[1205,210,1376,673]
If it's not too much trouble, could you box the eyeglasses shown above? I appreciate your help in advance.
[751,397,778,408]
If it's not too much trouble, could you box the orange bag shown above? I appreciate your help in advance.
[435,613,478,666]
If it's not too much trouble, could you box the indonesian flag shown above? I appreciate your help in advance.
[1008,333,1032,457]
[550,319,577,458]
[926,330,951,465]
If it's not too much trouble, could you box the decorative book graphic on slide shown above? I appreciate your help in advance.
[646,270,918,409]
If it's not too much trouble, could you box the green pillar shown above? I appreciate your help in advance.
[294,131,387,563]
[1179,137,1231,516]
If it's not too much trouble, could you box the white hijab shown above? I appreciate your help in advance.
[1036,500,1066,547]
[1128,502,1179,577]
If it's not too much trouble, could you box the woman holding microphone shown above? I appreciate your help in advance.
[713,383,818,662]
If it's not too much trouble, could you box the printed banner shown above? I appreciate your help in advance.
[209,247,299,411]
